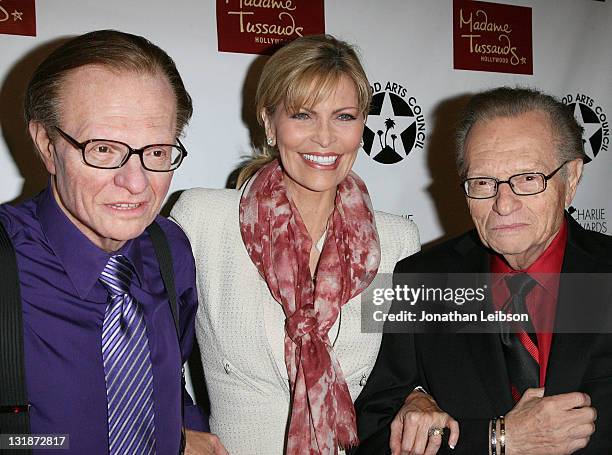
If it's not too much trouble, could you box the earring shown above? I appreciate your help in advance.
[267,137,274,146]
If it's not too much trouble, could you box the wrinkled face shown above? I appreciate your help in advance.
[464,110,582,269]
[263,75,364,199]
[33,65,177,252]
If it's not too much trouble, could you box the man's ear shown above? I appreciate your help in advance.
[564,158,584,207]
[261,109,276,146]
[29,121,56,175]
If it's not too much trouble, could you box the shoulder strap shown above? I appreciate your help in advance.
[145,221,186,453]
[146,221,180,337]
[0,219,31,444]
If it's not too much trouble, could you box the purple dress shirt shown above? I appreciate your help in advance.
[0,186,208,454]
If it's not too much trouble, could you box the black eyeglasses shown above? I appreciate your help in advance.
[54,127,188,172]
[462,160,570,199]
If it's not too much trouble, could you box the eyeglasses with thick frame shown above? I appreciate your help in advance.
[461,160,570,199]
[53,126,188,172]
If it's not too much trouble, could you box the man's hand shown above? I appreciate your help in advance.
[390,389,460,455]
[184,429,229,455]
[505,388,596,455]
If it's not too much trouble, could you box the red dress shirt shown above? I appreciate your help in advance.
[490,220,568,386]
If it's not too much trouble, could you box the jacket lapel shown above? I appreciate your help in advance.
[545,217,611,395]
[453,232,514,412]
[545,262,594,395]
[466,333,514,413]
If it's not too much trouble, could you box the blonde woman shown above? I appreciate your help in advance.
[172,35,420,454]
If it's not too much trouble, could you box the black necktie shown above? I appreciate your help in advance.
[500,273,539,402]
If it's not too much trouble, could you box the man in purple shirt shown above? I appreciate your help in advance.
[0,30,227,454]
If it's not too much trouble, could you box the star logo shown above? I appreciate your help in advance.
[563,94,609,164]
[363,83,426,165]
[11,9,23,21]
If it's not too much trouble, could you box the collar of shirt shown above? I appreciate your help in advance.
[36,184,145,299]
[490,219,568,292]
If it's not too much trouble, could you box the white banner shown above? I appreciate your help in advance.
[1,0,611,246]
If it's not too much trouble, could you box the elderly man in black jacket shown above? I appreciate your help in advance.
[355,87,612,455]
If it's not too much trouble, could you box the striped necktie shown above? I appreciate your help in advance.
[100,255,156,455]
[500,273,539,402]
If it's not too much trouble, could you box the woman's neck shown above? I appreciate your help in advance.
[285,177,335,244]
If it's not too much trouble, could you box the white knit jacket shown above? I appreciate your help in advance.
[171,188,420,455]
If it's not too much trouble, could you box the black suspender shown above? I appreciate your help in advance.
[145,221,186,454]
[146,221,180,337]
[0,220,31,454]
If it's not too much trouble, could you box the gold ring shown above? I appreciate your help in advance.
[428,426,444,437]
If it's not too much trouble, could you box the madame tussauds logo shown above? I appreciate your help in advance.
[562,93,609,163]
[362,81,426,165]
[216,0,324,55]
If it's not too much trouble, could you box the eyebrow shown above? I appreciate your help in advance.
[468,162,550,176]
[296,106,359,114]
[333,106,359,113]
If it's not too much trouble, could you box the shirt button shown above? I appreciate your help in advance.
[359,374,367,386]
[224,362,231,374]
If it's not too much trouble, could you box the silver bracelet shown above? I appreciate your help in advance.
[499,415,506,455]
[491,417,498,455]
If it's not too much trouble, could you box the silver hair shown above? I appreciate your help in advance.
[455,86,585,179]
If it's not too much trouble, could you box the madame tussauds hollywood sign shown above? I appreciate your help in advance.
[217,0,324,54]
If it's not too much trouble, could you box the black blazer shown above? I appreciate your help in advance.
[353,216,612,454]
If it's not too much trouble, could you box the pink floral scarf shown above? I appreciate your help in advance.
[239,160,381,454]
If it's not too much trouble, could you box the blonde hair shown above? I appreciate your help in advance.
[236,34,371,188]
